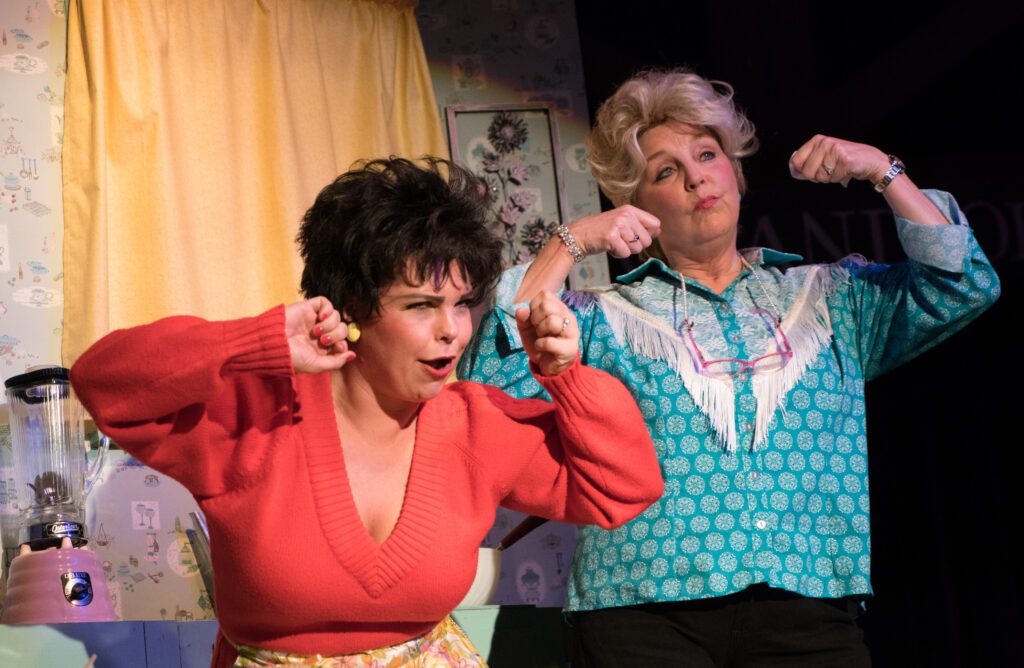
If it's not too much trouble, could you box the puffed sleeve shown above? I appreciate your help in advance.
[833,190,1000,380]
[69,306,294,497]
[454,358,662,530]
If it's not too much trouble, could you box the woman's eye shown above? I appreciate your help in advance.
[655,166,674,182]
[700,149,717,161]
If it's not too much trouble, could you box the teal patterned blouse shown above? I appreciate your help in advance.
[459,190,1000,611]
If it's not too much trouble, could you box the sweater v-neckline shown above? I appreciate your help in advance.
[296,372,447,599]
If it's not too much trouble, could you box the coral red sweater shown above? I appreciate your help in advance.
[71,306,662,666]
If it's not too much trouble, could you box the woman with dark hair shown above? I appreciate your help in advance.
[71,157,662,667]
[461,69,1000,665]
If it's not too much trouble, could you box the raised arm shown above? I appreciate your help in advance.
[456,290,661,528]
[458,360,662,530]
[514,359,662,529]
[841,190,998,379]
[788,135,999,377]
[515,206,661,302]
[70,299,354,495]
[788,134,948,226]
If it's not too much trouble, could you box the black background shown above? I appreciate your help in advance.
[574,1,1024,665]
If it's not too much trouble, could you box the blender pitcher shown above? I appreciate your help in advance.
[4,366,108,549]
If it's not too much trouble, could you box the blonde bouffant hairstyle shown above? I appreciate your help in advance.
[587,68,759,207]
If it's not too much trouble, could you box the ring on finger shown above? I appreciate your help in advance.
[560,317,570,335]
[629,234,641,243]
[822,164,834,176]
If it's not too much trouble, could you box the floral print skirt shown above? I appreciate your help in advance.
[231,615,488,667]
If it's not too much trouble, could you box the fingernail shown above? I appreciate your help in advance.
[314,325,324,336]
[319,311,328,322]
[320,334,332,345]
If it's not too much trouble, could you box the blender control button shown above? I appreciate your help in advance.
[62,572,95,606]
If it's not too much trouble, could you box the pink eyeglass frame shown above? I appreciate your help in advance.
[682,309,794,379]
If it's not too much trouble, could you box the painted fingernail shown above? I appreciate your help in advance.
[320,334,332,345]
[319,311,328,322]
[313,325,324,336]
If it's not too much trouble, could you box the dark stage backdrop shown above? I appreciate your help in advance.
[574,1,1024,665]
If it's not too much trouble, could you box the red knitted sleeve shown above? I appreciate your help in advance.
[456,359,663,530]
[70,306,295,498]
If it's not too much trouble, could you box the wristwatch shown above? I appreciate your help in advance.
[873,155,905,193]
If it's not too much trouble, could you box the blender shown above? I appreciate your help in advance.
[1,366,114,623]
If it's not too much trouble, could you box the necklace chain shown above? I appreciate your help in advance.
[677,254,785,330]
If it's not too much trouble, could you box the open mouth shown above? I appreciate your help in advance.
[420,357,455,377]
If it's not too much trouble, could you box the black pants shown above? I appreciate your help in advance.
[569,584,871,668]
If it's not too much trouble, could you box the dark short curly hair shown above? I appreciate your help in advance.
[297,156,503,322]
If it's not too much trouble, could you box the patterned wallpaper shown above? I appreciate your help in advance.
[1,0,602,617]
[84,450,214,621]
[0,0,72,613]
[0,0,65,389]
[417,0,608,290]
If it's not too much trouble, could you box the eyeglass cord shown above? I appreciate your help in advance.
[676,254,785,331]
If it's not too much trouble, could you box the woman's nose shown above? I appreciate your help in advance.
[436,309,457,342]
[684,167,706,191]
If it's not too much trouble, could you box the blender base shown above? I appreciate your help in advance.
[2,540,115,624]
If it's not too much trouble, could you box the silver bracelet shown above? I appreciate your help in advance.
[554,224,585,264]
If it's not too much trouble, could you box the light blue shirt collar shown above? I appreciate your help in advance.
[615,248,804,285]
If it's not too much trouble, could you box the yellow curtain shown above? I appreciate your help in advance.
[62,0,446,364]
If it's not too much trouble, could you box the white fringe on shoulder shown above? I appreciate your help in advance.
[596,289,739,452]
[750,266,837,450]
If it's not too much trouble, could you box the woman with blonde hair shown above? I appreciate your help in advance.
[461,69,999,665]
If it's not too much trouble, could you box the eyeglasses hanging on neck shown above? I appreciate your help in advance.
[673,256,793,379]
